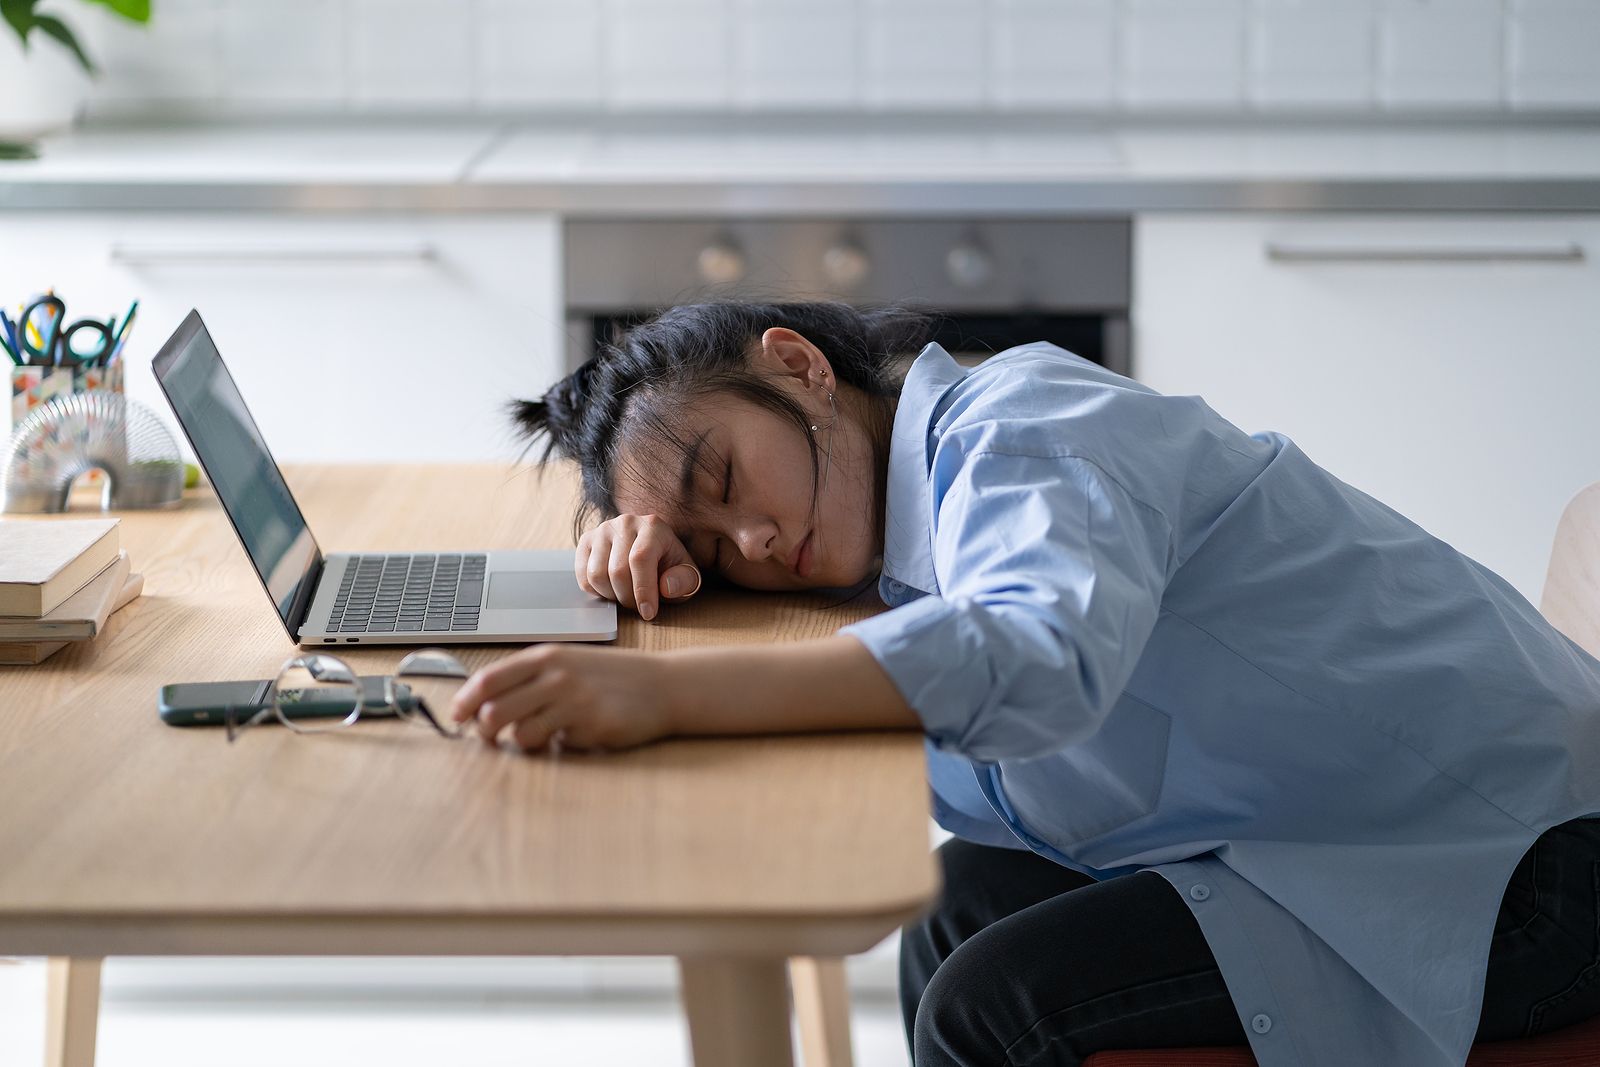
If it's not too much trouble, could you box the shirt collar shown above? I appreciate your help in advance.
[881,342,968,598]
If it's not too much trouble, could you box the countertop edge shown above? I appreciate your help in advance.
[4,176,1600,214]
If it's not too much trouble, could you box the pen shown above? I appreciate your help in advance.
[0,310,21,365]
[107,311,136,367]
[107,300,138,362]
[30,289,58,352]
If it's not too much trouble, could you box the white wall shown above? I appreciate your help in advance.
[69,0,1600,119]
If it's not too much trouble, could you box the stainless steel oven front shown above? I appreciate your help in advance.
[563,218,1131,374]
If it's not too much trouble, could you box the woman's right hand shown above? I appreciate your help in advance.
[575,514,703,622]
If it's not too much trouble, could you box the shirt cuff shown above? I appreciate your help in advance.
[839,594,987,752]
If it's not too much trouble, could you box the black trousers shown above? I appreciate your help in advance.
[900,818,1600,1066]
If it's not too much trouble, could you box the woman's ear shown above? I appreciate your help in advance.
[758,328,832,389]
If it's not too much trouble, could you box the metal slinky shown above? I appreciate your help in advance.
[3,392,183,513]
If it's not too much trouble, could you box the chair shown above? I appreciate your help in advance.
[1081,1016,1600,1066]
[1083,481,1600,1065]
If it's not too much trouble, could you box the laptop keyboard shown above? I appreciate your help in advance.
[327,554,486,633]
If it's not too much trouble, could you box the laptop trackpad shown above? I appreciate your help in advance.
[487,571,584,609]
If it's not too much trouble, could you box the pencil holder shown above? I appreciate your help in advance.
[10,361,125,428]
[8,362,125,492]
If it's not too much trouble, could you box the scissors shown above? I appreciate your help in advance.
[18,295,117,368]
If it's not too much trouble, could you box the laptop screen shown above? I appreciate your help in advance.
[153,311,321,638]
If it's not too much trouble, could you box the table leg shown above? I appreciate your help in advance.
[45,957,102,1067]
[678,956,794,1067]
[789,957,854,1067]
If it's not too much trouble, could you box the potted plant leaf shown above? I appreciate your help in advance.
[1,0,152,155]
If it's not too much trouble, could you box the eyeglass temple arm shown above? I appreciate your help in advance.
[222,680,277,740]
[389,675,461,738]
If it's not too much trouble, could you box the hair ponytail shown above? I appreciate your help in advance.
[507,357,607,467]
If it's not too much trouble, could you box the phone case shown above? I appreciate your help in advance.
[158,675,411,727]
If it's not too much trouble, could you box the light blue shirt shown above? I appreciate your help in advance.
[841,342,1600,1067]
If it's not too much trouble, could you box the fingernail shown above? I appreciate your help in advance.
[640,602,655,621]
[666,573,696,598]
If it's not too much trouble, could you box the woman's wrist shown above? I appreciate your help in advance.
[656,650,697,738]
[657,636,921,739]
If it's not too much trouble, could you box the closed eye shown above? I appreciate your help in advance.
[714,460,733,571]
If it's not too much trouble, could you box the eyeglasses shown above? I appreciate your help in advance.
[224,648,472,743]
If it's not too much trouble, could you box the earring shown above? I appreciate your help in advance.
[810,371,833,433]
[810,391,835,433]
[810,389,837,493]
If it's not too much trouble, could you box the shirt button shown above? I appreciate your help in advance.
[1251,1014,1273,1034]
[1189,884,1211,901]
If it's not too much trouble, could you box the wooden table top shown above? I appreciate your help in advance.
[0,464,937,958]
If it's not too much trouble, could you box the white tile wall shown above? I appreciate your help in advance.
[79,0,222,107]
[74,0,1600,117]
[1378,0,1504,108]
[1508,0,1600,108]
[478,0,604,108]
[216,0,347,110]
[1249,0,1374,109]
[1120,0,1246,107]
[349,0,475,110]
[990,0,1117,108]
[607,0,734,109]
[862,0,988,110]
[733,0,859,109]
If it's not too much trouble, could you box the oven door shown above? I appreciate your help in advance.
[564,218,1133,376]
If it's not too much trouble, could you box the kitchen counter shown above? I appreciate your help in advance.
[2,116,1599,214]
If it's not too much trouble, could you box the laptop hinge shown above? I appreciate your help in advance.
[290,553,326,644]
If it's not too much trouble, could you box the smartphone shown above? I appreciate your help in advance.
[158,675,413,727]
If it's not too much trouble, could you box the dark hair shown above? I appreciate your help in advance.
[508,301,936,545]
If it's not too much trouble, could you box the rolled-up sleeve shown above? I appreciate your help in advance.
[841,449,1172,762]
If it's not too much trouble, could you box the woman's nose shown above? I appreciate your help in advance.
[732,520,777,562]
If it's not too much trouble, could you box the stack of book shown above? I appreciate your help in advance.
[0,518,144,665]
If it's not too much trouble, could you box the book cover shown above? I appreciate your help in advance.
[0,567,145,663]
[0,518,121,616]
[0,552,134,640]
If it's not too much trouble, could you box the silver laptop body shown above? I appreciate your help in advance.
[153,310,617,647]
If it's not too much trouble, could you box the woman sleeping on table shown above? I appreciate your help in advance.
[448,300,1600,1067]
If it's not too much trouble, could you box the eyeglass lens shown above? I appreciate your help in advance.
[272,654,363,734]
[394,648,472,738]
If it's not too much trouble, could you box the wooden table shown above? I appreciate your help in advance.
[0,464,938,1067]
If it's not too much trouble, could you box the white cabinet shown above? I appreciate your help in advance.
[1134,213,1600,603]
[0,214,564,463]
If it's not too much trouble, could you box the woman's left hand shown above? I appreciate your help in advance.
[450,645,674,753]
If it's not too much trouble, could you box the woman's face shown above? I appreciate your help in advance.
[610,328,885,592]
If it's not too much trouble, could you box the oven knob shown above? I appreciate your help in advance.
[822,242,871,290]
[697,240,747,286]
[946,242,994,290]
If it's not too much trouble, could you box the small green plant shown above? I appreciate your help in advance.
[2,0,151,76]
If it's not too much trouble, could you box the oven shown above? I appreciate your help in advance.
[563,218,1131,374]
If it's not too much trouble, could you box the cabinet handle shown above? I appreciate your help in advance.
[1264,242,1585,264]
[109,243,439,265]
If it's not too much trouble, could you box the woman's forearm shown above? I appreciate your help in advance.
[661,635,922,737]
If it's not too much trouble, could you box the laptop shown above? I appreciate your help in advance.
[152,310,617,647]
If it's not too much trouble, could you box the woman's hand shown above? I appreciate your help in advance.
[451,644,674,753]
[576,514,702,621]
